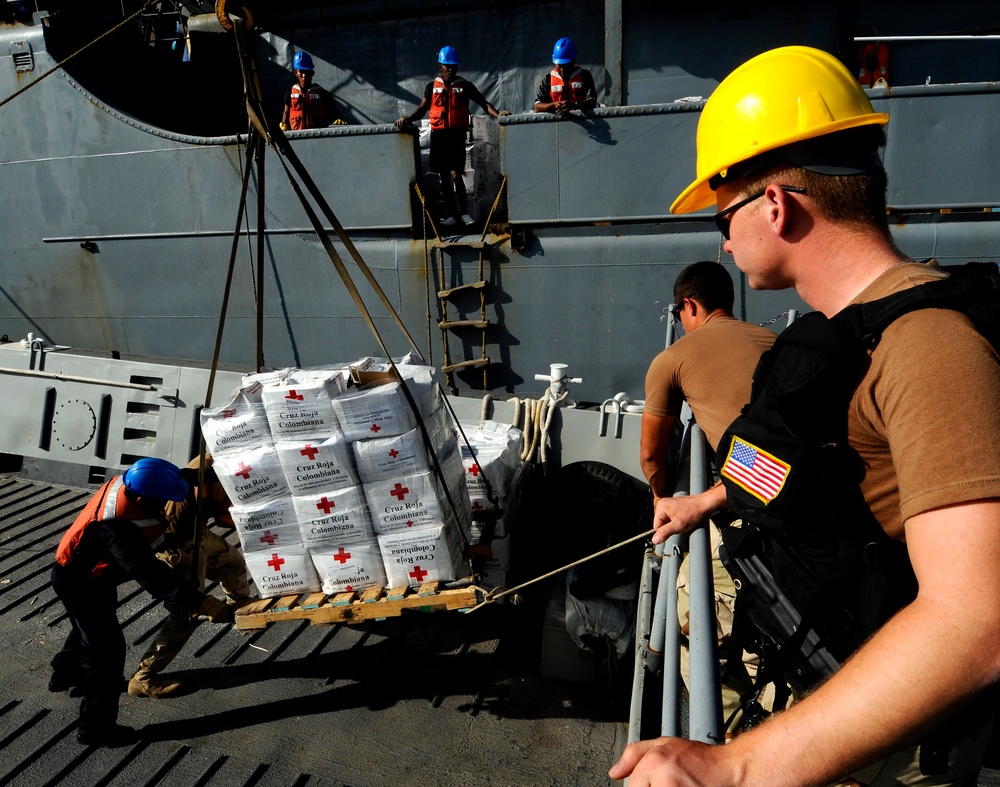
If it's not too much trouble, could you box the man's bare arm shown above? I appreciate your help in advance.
[640,411,676,501]
[612,498,1000,785]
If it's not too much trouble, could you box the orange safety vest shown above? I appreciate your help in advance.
[288,83,331,130]
[548,67,588,104]
[428,76,471,131]
[55,477,165,577]
[857,43,889,88]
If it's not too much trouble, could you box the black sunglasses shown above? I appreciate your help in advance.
[668,290,699,319]
[713,185,807,240]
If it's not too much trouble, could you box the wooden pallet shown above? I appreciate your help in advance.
[234,581,483,630]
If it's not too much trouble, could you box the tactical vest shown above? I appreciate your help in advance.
[548,68,587,104]
[428,76,471,131]
[715,263,1000,695]
[55,476,165,577]
[288,83,330,130]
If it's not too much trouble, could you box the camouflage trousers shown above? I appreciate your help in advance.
[133,530,249,680]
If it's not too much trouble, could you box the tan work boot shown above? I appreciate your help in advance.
[127,674,183,698]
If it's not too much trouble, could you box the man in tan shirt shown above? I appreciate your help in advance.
[641,260,775,501]
[641,260,775,725]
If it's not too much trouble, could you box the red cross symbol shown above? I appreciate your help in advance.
[390,483,409,501]
[406,520,414,527]
[409,565,429,582]
[285,389,304,401]
[300,444,319,461]
[259,531,278,546]
[333,547,352,565]
[344,585,353,592]
[388,449,399,458]
[468,463,481,477]
[220,408,236,418]
[369,423,381,434]
[235,462,252,480]
[267,553,285,571]
[316,496,336,514]
[472,501,483,511]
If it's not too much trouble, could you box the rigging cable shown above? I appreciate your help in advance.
[0,0,158,111]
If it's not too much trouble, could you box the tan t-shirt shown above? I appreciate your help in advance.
[644,316,777,452]
[849,261,1000,539]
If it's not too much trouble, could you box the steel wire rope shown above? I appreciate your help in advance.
[0,0,158,111]
[465,527,657,612]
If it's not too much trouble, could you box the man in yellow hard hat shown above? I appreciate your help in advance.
[611,46,1000,786]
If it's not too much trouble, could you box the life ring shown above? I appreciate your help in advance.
[215,0,253,32]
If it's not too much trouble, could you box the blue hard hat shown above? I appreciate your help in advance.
[552,37,576,64]
[292,51,315,72]
[123,458,189,502]
[437,45,459,65]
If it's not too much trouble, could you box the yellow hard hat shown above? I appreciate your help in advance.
[670,46,889,215]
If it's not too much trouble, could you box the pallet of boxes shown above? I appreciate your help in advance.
[201,357,482,630]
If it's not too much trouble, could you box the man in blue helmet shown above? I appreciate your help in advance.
[534,37,597,116]
[280,50,343,131]
[50,457,235,747]
[395,45,507,227]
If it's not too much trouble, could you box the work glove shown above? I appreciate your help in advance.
[331,118,347,125]
[498,110,511,116]
[279,122,288,132]
[197,595,235,624]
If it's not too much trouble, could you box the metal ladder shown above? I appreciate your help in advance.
[435,239,491,386]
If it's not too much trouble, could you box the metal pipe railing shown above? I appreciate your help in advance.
[634,404,724,747]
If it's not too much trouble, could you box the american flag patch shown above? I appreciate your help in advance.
[720,436,791,504]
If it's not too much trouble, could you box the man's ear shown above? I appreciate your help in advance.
[685,297,699,318]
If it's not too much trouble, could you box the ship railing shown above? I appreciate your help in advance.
[627,401,724,755]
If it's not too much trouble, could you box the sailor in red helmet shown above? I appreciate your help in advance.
[49,458,234,747]
[280,50,343,131]
[395,45,508,228]
[534,37,597,116]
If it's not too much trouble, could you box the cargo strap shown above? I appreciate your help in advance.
[228,21,475,552]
